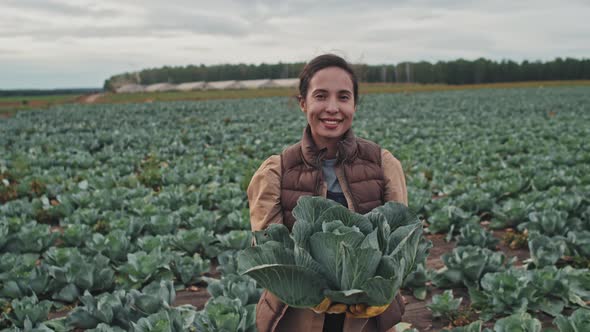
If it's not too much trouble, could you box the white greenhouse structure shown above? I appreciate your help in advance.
[176,82,206,91]
[145,83,177,92]
[240,79,276,89]
[271,78,299,88]
[206,80,244,90]
[116,84,145,93]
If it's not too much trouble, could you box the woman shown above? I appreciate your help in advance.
[247,54,408,332]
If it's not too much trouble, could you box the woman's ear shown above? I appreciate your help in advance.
[298,95,306,113]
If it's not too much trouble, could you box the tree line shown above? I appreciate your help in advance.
[0,88,101,97]
[104,57,590,91]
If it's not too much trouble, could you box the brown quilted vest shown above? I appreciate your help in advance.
[280,125,385,230]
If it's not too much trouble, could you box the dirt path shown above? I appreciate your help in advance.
[79,93,104,104]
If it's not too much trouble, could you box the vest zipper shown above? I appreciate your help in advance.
[337,165,359,212]
[314,149,326,196]
[335,139,359,212]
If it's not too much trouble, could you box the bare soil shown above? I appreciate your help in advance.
[78,93,104,104]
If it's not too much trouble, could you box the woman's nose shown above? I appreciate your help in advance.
[326,97,339,112]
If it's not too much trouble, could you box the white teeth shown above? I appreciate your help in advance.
[322,120,340,125]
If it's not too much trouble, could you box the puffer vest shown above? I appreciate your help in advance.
[280,125,385,230]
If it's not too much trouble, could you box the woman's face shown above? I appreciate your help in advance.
[300,66,356,147]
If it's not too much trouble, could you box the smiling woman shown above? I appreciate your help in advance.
[300,66,356,159]
[247,54,408,332]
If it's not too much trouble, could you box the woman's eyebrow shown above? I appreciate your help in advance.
[312,88,352,94]
[311,88,328,94]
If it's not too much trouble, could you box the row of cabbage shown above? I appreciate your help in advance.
[1,97,281,331]
[394,88,590,330]
[1,86,589,330]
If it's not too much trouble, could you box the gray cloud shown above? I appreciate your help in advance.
[0,48,23,55]
[144,8,252,37]
[3,0,119,17]
[0,0,589,88]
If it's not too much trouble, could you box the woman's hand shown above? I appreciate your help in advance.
[346,303,391,318]
[312,297,348,314]
[312,298,391,318]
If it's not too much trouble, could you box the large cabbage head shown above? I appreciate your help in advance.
[237,196,424,308]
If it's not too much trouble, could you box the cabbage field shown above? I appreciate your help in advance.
[1,86,589,331]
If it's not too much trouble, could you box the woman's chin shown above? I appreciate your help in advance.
[316,130,344,141]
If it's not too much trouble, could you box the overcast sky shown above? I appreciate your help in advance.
[1,0,588,89]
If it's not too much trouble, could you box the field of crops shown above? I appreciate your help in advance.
[1,86,589,331]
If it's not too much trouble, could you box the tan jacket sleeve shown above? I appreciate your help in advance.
[381,149,408,206]
[247,155,283,232]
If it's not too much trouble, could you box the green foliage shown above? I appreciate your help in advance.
[527,231,566,268]
[469,266,590,321]
[204,274,262,306]
[238,197,423,307]
[432,246,513,289]
[83,230,132,263]
[520,210,571,237]
[0,223,9,251]
[171,253,210,286]
[44,248,115,302]
[402,263,429,300]
[136,154,164,190]
[0,265,52,299]
[566,230,590,259]
[116,248,175,289]
[2,294,52,329]
[490,199,533,229]
[441,320,485,332]
[194,296,255,332]
[427,290,462,319]
[2,222,58,254]
[32,195,74,225]
[145,214,181,236]
[136,235,173,253]
[0,174,46,205]
[60,223,93,247]
[553,308,590,332]
[171,228,218,258]
[453,190,495,215]
[1,86,590,330]
[456,223,499,249]
[66,291,125,329]
[216,250,240,276]
[67,280,177,330]
[402,227,432,298]
[131,308,194,332]
[426,205,479,234]
[87,323,127,332]
[0,253,38,281]
[216,230,252,251]
[493,312,542,332]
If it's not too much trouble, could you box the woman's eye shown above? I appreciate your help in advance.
[315,94,326,100]
[340,95,350,101]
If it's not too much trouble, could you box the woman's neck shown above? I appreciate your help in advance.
[311,132,339,159]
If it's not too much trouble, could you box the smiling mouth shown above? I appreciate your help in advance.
[320,119,343,125]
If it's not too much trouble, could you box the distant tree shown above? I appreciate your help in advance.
[102,57,590,90]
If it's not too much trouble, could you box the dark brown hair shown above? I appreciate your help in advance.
[298,54,359,105]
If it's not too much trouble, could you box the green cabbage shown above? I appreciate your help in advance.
[237,196,424,308]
